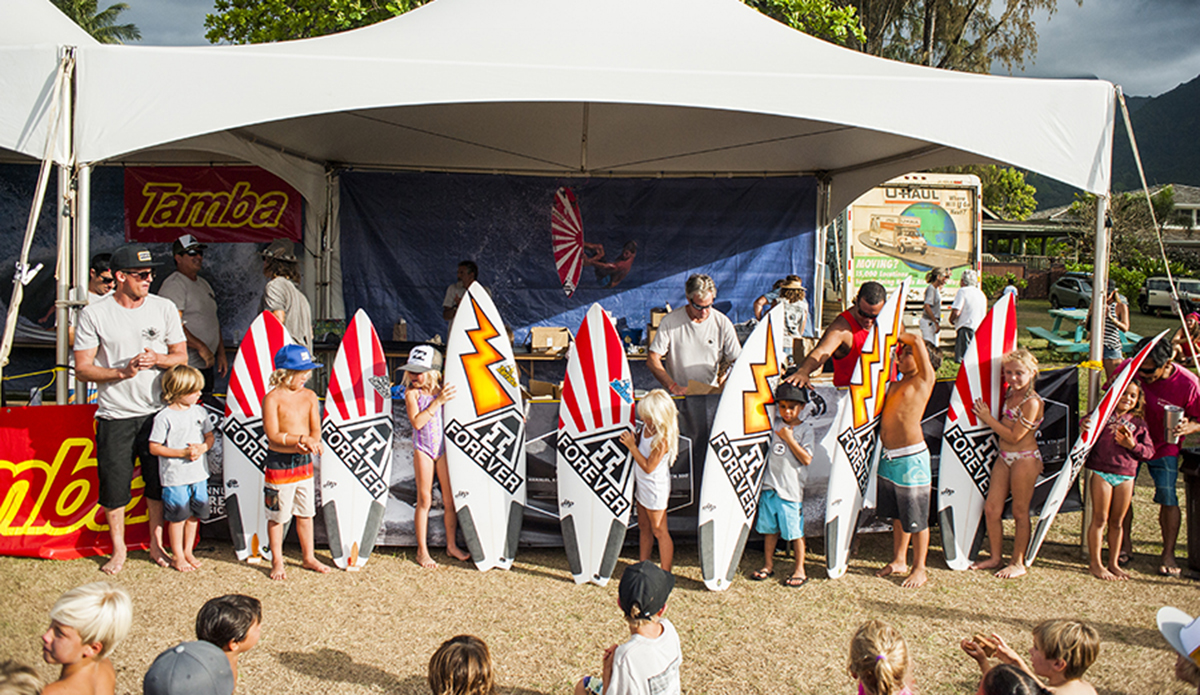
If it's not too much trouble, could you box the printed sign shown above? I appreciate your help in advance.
[125,166,302,244]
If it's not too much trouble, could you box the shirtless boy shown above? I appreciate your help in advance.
[42,582,132,695]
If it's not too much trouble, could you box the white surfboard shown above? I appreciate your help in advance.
[1025,330,1168,565]
[697,304,788,590]
[557,304,636,586]
[824,279,909,579]
[319,309,393,571]
[444,284,527,571]
[223,311,293,562]
[937,294,1017,570]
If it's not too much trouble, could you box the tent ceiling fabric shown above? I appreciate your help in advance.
[63,0,1115,211]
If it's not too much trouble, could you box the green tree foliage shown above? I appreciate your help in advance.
[744,0,867,46]
[981,271,1026,299]
[52,0,141,44]
[206,0,427,44]
[940,165,1038,220]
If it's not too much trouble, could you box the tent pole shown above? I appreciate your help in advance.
[813,176,831,330]
[54,58,76,406]
[1080,192,1110,561]
[72,165,91,402]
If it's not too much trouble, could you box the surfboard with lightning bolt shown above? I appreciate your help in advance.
[557,303,636,586]
[823,279,909,579]
[936,293,1017,570]
[319,309,392,571]
[444,283,527,571]
[697,303,788,591]
[223,311,293,563]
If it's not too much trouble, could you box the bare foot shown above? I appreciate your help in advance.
[171,558,196,573]
[1090,565,1119,581]
[302,557,332,574]
[447,546,471,562]
[995,563,1027,579]
[100,552,126,575]
[184,553,202,569]
[902,568,928,589]
[416,552,438,569]
[969,557,1003,571]
[270,561,287,581]
[150,549,172,568]
[876,561,907,578]
[1109,565,1130,580]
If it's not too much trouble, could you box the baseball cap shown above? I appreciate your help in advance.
[109,244,163,272]
[399,344,443,374]
[774,369,809,404]
[260,239,298,262]
[618,561,674,620]
[1159,607,1200,666]
[273,344,322,371]
[172,234,208,255]
[143,641,234,695]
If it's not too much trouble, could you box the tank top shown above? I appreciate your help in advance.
[1103,297,1124,350]
[832,309,871,387]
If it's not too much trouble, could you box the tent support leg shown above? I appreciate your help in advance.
[55,164,73,405]
[72,165,90,402]
[1081,193,1110,560]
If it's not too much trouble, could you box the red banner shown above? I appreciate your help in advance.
[124,166,302,244]
[0,405,149,559]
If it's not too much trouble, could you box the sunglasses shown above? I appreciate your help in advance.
[1138,364,1160,375]
[184,249,204,257]
[689,299,713,312]
[857,306,880,322]
[122,270,154,281]
[97,276,115,285]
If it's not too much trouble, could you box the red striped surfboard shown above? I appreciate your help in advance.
[557,304,635,586]
[552,187,584,297]
[1026,330,1169,565]
[936,293,1018,570]
[320,309,392,571]
[223,311,292,562]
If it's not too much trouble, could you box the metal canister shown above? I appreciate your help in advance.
[1164,405,1184,444]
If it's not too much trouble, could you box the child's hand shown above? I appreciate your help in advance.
[296,435,313,453]
[619,430,637,451]
[186,443,205,461]
[436,383,457,406]
[991,634,1021,666]
[1112,422,1135,449]
[777,425,795,443]
[972,398,991,420]
[960,638,990,669]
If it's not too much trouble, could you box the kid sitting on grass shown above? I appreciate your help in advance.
[749,374,813,588]
[148,365,214,573]
[428,635,496,695]
[847,619,915,695]
[262,344,331,580]
[962,619,1099,695]
[574,561,681,695]
[41,582,132,695]
[196,595,262,686]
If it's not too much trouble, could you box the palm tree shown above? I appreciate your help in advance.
[52,0,141,44]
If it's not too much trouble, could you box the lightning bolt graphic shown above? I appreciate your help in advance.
[742,318,779,435]
[847,295,904,427]
[461,298,514,417]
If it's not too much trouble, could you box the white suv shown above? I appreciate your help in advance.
[1138,276,1200,315]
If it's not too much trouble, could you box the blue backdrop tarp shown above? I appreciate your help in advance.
[339,172,818,343]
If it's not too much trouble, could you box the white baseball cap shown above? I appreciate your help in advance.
[399,344,443,374]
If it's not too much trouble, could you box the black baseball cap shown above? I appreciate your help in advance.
[618,561,674,620]
[109,244,163,271]
[774,369,810,404]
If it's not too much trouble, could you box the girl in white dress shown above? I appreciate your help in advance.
[619,389,679,571]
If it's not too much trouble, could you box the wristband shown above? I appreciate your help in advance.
[284,433,290,445]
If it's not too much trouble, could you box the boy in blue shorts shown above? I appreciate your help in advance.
[876,331,939,588]
[148,365,214,573]
[750,374,814,587]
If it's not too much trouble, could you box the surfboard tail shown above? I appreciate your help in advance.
[358,501,386,566]
[560,515,586,584]
[593,519,627,586]
[322,500,348,568]
[226,493,249,558]
[727,523,751,586]
[940,508,970,571]
[1026,515,1053,566]
[456,505,487,569]
[502,501,524,569]
[698,520,717,585]
[824,517,845,579]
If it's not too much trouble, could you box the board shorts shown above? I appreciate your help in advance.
[162,481,211,523]
[581,676,603,695]
[876,445,932,534]
[1145,455,1180,506]
[1093,470,1135,488]
[96,413,161,508]
[264,477,315,522]
[1102,346,1123,360]
[755,488,803,541]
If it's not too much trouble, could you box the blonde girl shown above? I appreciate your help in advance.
[971,348,1044,578]
[619,389,679,571]
[428,635,496,695]
[848,620,914,695]
[402,345,470,568]
[1084,380,1153,580]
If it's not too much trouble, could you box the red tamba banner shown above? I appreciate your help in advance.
[124,166,302,244]
[0,405,150,559]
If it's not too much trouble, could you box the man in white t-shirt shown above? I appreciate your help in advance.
[648,274,742,395]
[74,244,187,575]
[442,260,489,325]
[949,269,988,362]
[574,561,682,695]
[159,234,227,394]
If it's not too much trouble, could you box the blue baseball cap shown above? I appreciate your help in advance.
[274,344,322,371]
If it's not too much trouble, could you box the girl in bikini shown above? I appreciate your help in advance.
[402,345,471,568]
[971,348,1044,578]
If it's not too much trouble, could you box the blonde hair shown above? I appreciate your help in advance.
[636,390,679,465]
[428,635,496,695]
[48,582,132,659]
[848,620,910,695]
[0,661,42,695]
[1032,619,1099,681]
[1002,348,1040,376]
[268,369,307,390]
[161,364,204,404]
[402,369,443,390]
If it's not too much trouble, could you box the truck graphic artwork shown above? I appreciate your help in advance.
[868,214,926,255]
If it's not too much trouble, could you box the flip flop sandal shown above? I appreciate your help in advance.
[783,576,808,588]
[1159,565,1182,577]
[750,568,774,581]
[1117,552,1132,567]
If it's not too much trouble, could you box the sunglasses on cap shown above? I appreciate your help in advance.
[121,269,154,281]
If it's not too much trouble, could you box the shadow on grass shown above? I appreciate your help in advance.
[277,648,415,690]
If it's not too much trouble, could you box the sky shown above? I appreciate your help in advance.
[121,0,1200,98]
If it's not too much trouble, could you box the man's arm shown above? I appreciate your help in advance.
[181,324,214,367]
[753,295,769,320]
[785,318,850,388]
[153,341,188,369]
[74,346,139,384]
[900,331,936,387]
[647,352,685,396]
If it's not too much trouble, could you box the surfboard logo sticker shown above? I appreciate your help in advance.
[445,410,525,494]
[461,297,515,417]
[837,419,878,497]
[552,187,585,297]
[742,318,780,434]
[497,364,517,388]
[710,431,770,518]
[321,415,392,497]
[942,423,999,497]
[609,378,634,405]
[223,417,268,472]
[367,376,391,400]
[558,425,634,518]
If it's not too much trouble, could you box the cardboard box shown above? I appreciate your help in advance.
[392,320,408,342]
[528,379,562,400]
[650,308,669,328]
[531,327,571,354]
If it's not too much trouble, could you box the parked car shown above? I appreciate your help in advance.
[1048,272,1093,309]
[1138,276,1200,315]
